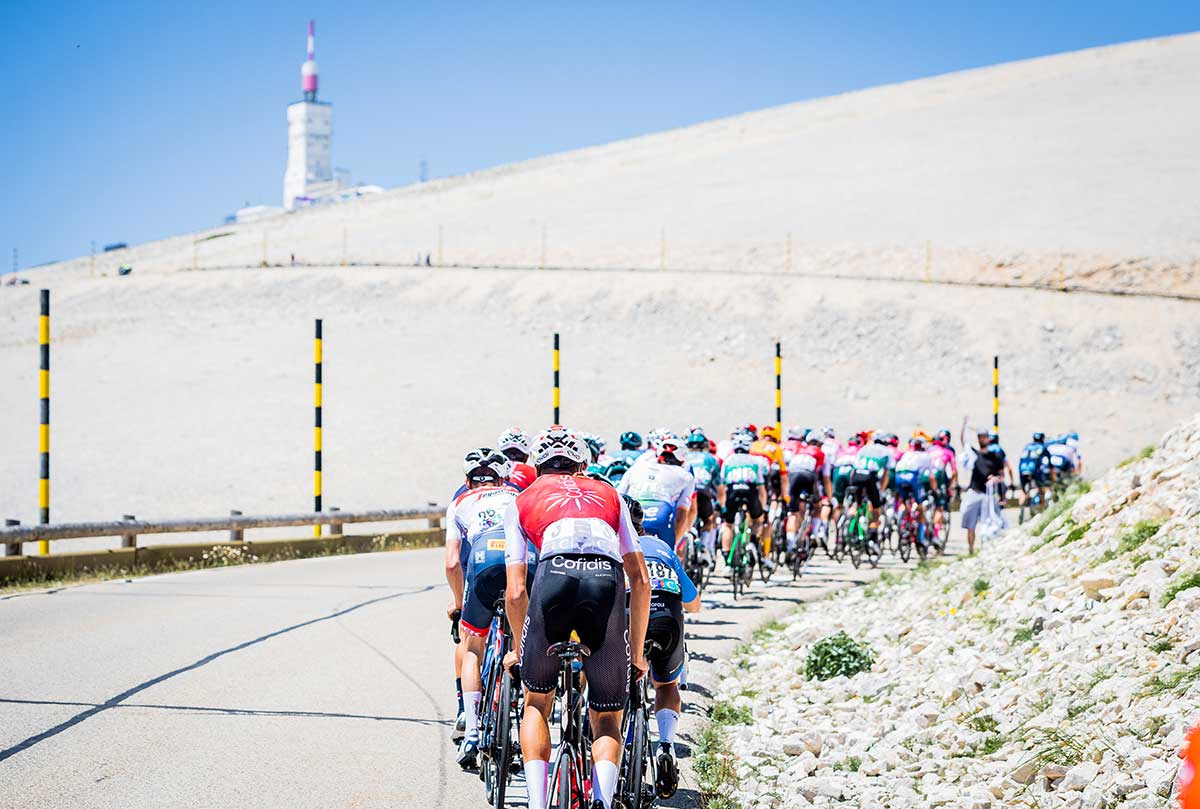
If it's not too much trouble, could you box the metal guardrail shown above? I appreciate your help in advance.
[1,507,444,556]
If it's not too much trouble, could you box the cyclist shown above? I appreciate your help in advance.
[718,432,768,560]
[829,433,863,529]
[685,429,721,565]
[583,434,610,479]
[849,435,893,540]
[1018,431,1056,507]
[928,429,958,529]
[617,435,697,553]
[444,447,525,769]
[503,426,651,809]
[622,495,700,800]
[603,430,643,483]
[780,426,806,465]
[785,431,829,554]
[895,436,939,548]
[716,423,756,462]
[749,425,790,505]
[1047,432,1081,481]
[498,427,538,490]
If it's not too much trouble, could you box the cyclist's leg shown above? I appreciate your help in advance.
[576,558,629,809]
[719,492,740,553]
[519,561,578,809]
[458,566,503,761]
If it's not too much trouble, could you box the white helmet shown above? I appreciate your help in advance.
[785,425,805,440]
[654,434,688,463]
[497,427,531,456]
[462,447,512,481]
[531,425,590,467]
[732,432,753,452]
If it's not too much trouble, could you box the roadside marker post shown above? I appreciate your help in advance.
[39,289,50,555]
[775,341,782,436]
[314,319,323,537]
[553,332,560,423]
[993,355,1000,438]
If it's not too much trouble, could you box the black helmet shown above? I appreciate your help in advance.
[621,494,644,532]
[1032,431,1046,443]
[619,430,643,451]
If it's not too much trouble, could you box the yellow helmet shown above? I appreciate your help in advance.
[761,425,781,442]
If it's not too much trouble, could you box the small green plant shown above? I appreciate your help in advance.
[694,722,741,809]
[1012,623,1037,644]
[980,735,1006,755]
[1061,522,1090,546]
[710,701,753,725]
[878,570,899,585]
[1117,445,1156,468]
[1034,587,1046,600]
[1030,482,1089,537]
[833,756,862,772]
[1162,571,1200,607]
[1099,520,1163,564]
[752,619,785,644]
[972,578,990,595]
[1066,701,1094,720]
[1150,638,1174,653]
[1141,665,1200,697]
[804,631,876,681]
[968,715,999,734]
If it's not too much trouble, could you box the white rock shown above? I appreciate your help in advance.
[1061,761,1100,791]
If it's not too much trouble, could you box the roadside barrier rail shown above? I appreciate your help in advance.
[1,506,444,555]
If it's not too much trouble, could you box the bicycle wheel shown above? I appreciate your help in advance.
[898,520,913,563]
[848,523,863,569]
[914,518,929,560]
[551,748,579,809]
[491,673,513,809]
[628,702,648,808]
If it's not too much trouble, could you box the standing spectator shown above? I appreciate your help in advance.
[960,428,1013,553]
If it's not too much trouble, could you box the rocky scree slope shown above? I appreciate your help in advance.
[710,415,1200,808]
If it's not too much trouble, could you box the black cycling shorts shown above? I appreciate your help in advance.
[849,470,883,508]
[695,491,715,522]
[461,564,533,638]
[722,486,764,524]
[787,471,818,512]
[520,554,629,712]
[646,594,685,684]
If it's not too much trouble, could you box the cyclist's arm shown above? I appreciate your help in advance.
[716,482,726,509]
[674,477,696,544]
[443,506,464,613]
[502,503,530,653]
[757,483,767,510]
[776,451,789,497]
[619,501,651,676]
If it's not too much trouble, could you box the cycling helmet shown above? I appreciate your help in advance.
[909,436,926,450]
[656,435,688,464]
[1066,431,1079,442]
[886,433,900,448]
[621,494,645,530]
[497,427,531,457]
[761,425,781,442]
[847,434,864,447]
[732,432,753,452]
[619,430,643,451]
[462,447,512,482]
[583,435,603,463]
[804,430,822,446]
[686,430,708,449]
[1032,431,1046,443]
[646,427,671,446]
[933,429,951,445]
[531,425,590,468]
[987,428,999,441]
[785,425,805,441]
[738,423,759,439]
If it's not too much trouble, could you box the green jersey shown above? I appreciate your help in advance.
[721,453,768,487]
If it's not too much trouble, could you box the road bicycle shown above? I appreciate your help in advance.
[679,527,709,595]
[547,641,593,809]
[1017,477,1053,524]
[477,602,522,809]
[614,641,660,809]
[726,505,756,599]
[836,491,871,569]
[787,493,821,581]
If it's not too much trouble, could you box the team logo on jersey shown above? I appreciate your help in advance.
[544,476,609,512]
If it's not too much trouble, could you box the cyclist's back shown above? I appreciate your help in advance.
[617,443,696,545]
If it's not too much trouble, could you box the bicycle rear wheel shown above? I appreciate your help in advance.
[898,521,913,563]
[628,703,648,808]
[848,525,863,569]
[491,673,513,809]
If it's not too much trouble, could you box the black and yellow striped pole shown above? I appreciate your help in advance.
[314,319,323,537]
[38,289,50,555]
[992,355,1000,438]
[774,341,782,436]
[552,332,560,423]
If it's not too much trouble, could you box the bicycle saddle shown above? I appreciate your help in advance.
[547,641,591,660]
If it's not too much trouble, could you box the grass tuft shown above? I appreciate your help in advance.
[1161,571,1200,607]
[1098,520,1163,564]
[1117,445,1156,468]
[972,578,990,595]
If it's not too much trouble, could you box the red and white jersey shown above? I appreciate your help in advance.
[788,444,825,475]
[780,438,805,465]
[509,462,537,491]
[504,474,640,565]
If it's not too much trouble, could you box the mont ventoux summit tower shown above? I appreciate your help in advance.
[283,21,336,209]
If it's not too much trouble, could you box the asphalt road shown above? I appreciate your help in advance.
[0,532,963,809]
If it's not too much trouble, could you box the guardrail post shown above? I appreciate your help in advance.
[330,507,342,536]
[229,510,243,542]
[4,519,19,557]
[121,515,137,549]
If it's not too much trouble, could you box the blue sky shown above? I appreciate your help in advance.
[5,1,1198,269]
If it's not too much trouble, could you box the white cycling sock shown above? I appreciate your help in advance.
[463,691,481,738]
[701,528,716,554]
[525,759,549,809]
[593,759,619,808]
[655,709,680,749]
[786,531,797,551]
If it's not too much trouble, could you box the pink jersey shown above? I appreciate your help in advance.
[928,444,957,476]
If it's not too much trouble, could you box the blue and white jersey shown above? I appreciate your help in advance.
[447,485,528,577]
[629,534,698,602]
[616,462,695,544]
